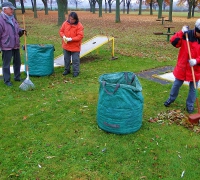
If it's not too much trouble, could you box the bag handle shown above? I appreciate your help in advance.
[104,122,120,128]
[124,72,135,84]
[102,81,120,95]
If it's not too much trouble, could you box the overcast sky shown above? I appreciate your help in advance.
[17,0,90,8]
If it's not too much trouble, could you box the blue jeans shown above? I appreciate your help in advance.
[168,78,198,108]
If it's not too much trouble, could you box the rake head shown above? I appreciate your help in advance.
[19,78,35,91]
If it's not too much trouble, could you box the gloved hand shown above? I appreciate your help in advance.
[66,37,72,42]
[182,25,189,34]
[22,29,27,36]
[63,36,68,43]
[18,29,27,37]
[189,59,197,66]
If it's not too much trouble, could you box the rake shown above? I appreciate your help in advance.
[19,14,35,91]
[185,32,200,124]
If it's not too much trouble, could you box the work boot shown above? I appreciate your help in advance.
[62,70,70,76]
[186,106,194,114]
[164,98,174,107]
[14,78,24,82]
[73,73,79,77]
[5,82,13,86]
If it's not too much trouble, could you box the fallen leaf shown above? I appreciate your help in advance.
[23,116,27,120]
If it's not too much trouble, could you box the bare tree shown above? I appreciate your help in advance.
[19,0,25,14]
[92,0,97,13]
[33,0,38,18]
[108,0,115,13]
[88,0,92,12]
[69,0,83,9]
[41,0,49,15]
[126,0,131,14]
[57,0,67,26]
[88,0,97,13]
[96,0,103,17]
[104,0,108,13]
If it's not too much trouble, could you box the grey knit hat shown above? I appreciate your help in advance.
[2,2,16,10]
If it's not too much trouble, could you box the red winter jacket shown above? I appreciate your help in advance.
[170,30,200,82]
[59,21,84,52]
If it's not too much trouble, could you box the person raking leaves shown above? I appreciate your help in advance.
[164,19,200,114]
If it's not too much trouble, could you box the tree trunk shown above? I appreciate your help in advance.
[150,0,153,15]
[34,0,38,18]
[108,4,112,13]
[187,1,192,19]
[127,2,130,14]
[31,0,34,11]
[44,1,48,15]
[169,0,173,22]
[66,0,68,14]
[138,0,142,15]
[20,0,25,14]
[89,1,92,12]
[99,0,102,17]
[115,0,120,23]
[92,0,96,14]
[105,0,107,13]
[57,0,66,26]
[192,0,195,17]
[50,0,52,10]
[123,0,125,14]
[157,0,163,18]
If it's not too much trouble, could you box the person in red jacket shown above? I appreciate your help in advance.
[59,12,84,77]
[164,19,200,113]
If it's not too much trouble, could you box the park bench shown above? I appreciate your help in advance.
[156,17,170,25]
[154,26,175,41]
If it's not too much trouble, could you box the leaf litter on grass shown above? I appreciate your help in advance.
[148,109,200,133]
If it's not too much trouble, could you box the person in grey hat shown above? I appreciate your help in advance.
[0,2,26,86]
[164,19,200,114]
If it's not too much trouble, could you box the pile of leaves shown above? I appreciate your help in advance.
[148,109,200,133]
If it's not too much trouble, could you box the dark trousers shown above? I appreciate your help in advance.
[63,50,80,74]
[2,49,21,83]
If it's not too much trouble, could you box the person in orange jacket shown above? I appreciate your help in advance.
[59,12,84,77]
[164,19,200,113]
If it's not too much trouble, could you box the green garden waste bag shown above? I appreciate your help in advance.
[24,44,54,76]
[97,72,144,134]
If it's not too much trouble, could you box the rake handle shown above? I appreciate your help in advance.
[22,14,29,78]
[185,32,200,113]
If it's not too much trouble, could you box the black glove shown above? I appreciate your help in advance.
[22,29,27,36]
[19,29,27,37]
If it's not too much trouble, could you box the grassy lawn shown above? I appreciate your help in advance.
[0,10,200,179]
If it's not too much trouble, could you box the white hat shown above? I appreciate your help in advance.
[195,19,200,33]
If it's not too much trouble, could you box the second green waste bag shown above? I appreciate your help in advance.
[97,72,144,134]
